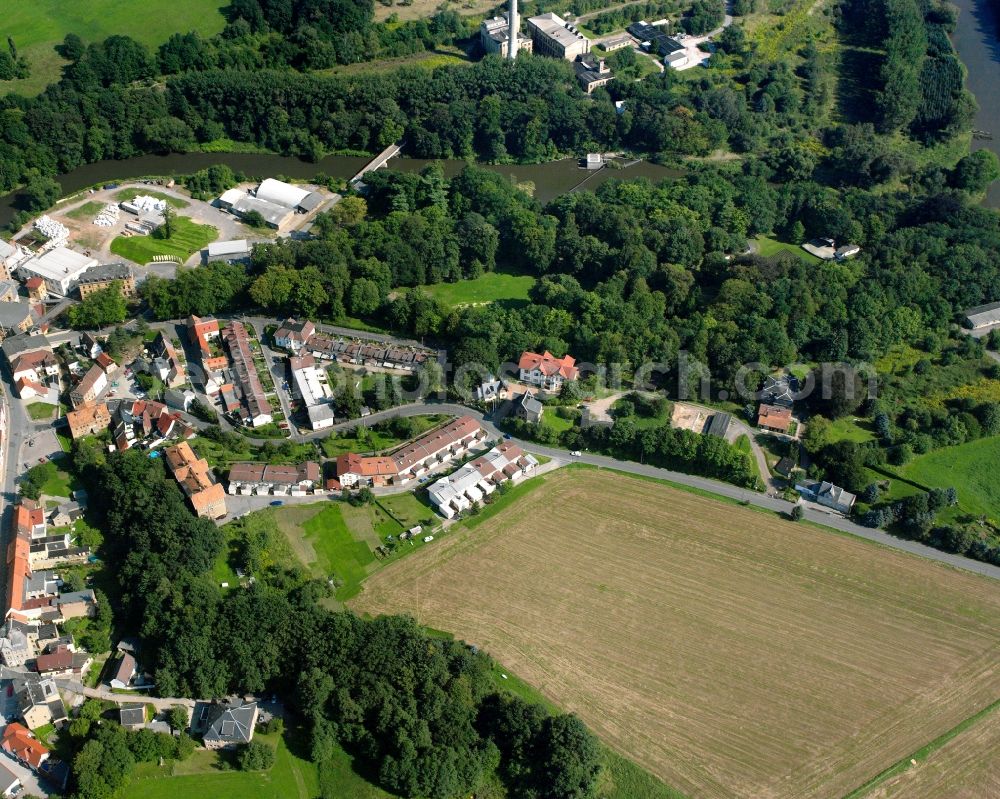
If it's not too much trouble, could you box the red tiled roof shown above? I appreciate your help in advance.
[1,723,49,769]
[517,350,579,380]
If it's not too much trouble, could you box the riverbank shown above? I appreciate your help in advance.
[0,153,685,229]
[952,0,1000,207]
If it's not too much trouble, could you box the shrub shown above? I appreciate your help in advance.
[237,740,275,771]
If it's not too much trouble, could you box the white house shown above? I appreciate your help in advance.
[428,442,538,518]
[517,350,579,391]
[796,480,857,515]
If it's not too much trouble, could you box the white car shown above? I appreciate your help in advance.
[423,535,434,543]
[571,450,582,457]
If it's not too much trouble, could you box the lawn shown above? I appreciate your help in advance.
[419,271,535,308]
[352,468,1000,799]
[898,436,1000,520]
[825,415,876,443]
[3,0,228,96]
[39,466,77,498]
[27,402,57,421]
[110,217,216,264]
[120,731,319,799]
[753,235,823,265]
[116,188,189,209]
[64,201,106,222]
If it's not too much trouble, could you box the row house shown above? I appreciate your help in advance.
[221,322,273,428]
[303,332,430,371]
[335,415,487,488]
[428,442,538,518]
[227,461,322,496]
[69,364,108,409]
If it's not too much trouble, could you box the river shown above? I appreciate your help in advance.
[0,152,682,229]
[952,0,1000,207]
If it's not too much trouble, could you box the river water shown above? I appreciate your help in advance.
[952,0,1000,207]
[0,152,682,229]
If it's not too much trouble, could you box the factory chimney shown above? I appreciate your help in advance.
[508,0,519,60]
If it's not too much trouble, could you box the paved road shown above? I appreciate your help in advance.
[57,678,196,709]
[202,398,1000,580]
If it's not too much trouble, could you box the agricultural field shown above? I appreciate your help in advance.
[855,705,1000,799]
[419,271,535,308]
[110,217,217,264]
[352,468,1000,799]
[3,0,227,96]
[898,436,1000,519]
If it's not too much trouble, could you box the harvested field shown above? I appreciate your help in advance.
[352,468,1000,799]
[861,708,1000,799]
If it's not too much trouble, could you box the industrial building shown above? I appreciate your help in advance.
[217,179,323,229]
[527,13,590,60]
[965,301,1000,330]
[480,15,532,57]
[17,247,98,296]
[573,54,614,93]
[205,239,252,263]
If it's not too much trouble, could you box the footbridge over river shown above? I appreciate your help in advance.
[350,140,404,189]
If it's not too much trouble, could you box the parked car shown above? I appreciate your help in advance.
[423,535,434,543]
[571,451,582,457]
[270,500,284,507]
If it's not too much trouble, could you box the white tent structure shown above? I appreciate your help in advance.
[256,179,312,209]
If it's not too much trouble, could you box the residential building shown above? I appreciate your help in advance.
[164,388,196,412]
[0,238,27,277]
[35,644,92,678]
[1,334,50,366]
[513,391,543,424]
[518,350,579,391]
[75,262,136,299]
[119,704,146,730]
[69,364,108,408]
[164,442,228,519]
[706,412,732,438]
[796,480,857,515]
[227,461,322,496]
[965,301,1000,330]
[0,280,18,303]
[95,352,117,375]
[195,700,259,749]
[221,321,272,428]
[17,247,98,296]
[761,374,799,408]
[186,315,228,372]
[149,332,187,387]
[0,761,21,797]
[0,301,34,338]
[12,676,65,729]
[480,15,532,57]
[1,722,50,768]
[109,652,137,690]
[775,456,797,478]
[66,402,111,439]
[56,590,97,621]
[274,318,317,353]
[336,416,488,488]
[110,399,194,452]
[10,349,58,387]
[0,619,31,667]
[428,442,538,518]
[573,53,614,93]
[24,276,45,301]
[757,403,793,433]
[7,500,63,619]
[474,376,509,404]
[527,13,590,59]
[49,501,83,528]
[80,332,102,359]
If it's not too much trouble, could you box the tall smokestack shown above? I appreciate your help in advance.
[508,0,519,60]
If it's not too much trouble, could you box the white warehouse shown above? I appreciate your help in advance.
[18,247,98,296]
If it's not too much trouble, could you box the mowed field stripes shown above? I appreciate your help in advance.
[352,469,1000,799]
